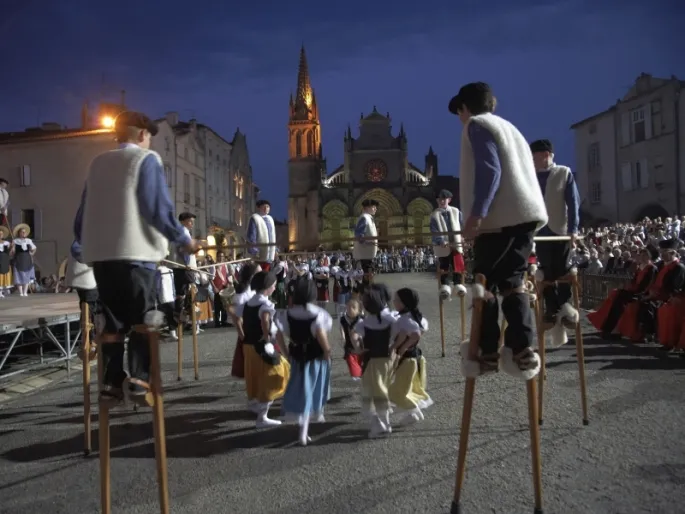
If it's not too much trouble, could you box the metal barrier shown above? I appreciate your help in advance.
[578,271,631,310]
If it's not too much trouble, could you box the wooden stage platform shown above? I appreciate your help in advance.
[0,293,80,334]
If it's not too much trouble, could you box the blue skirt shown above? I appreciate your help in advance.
[281,358,331,420]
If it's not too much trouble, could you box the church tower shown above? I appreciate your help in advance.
[287,45,324,250]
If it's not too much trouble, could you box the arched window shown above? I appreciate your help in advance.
[306,131,314,156]
[295,131,302,157]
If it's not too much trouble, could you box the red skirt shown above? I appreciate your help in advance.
[231,337,245,378]
[587,289,619,332]
[657,301,681,348]
[617,301,642,342]
[452,252,465,274]
[344,353,363,378]
[316,285,329,302]
[257,262,272,272]
[333,281,340,303]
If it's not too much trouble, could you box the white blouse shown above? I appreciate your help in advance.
[275,304,333,338]
[232,287,255,318]
[0,241,10,252]
[353,308,400,341]
[13,237,35,252]
[395,312,429,336]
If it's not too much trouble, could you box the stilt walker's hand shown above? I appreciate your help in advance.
[463,216,482,240]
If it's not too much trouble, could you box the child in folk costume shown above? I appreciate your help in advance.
[242,271,291,427]
[329,256,341,304]
[229,262,260,380]
[272,255,289,312]
[352,285,400,438]
[339,297,364,380]
[287,257,310,308]
[0,226,12,297]
[351,261,364,297]
[388,288,431,425]
[313,256,330,308]
[276,277,333,446]
[10,224,36,296]
[335,260,353,317]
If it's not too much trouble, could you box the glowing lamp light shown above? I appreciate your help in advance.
[206,235,216,247]
[197,249,205,258]
[101,116,115,128]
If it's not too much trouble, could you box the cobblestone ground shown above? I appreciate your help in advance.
[1,273,684,514]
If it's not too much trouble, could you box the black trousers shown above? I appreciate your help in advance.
[213,290,228,326]
[602,289,635,333]
[438,252,463,286]
[159,301,176,331]
[536,240,572,320]
[93,262,157,388]
[173,268,192,315]
[473,222,537,355]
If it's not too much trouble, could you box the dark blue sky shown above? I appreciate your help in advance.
[1,0,683,219]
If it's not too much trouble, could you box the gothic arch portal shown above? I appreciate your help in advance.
[353,188,403,217]
[406,197,433,245]
[634,203,670,223]
[322,199,351,249]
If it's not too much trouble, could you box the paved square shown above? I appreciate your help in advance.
[0,273,684,514]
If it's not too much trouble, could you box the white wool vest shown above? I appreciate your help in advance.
[352,213,378,261]
[82,146,169,264]
[250,213,276,262]
[542,165,571,236]
[459,113,548,232]
[431,206,463,257]
[65,254,96,290]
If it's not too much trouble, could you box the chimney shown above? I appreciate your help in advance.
[165,112,179,126]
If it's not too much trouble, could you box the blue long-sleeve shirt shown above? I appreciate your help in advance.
[72,144,190,267]
[430,209,464,245]
[246,214,276,259]
[354,215,368,238]
[536,169,580,236]
[468,123,501,219]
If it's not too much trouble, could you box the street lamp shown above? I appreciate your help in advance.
[101,116,115,128]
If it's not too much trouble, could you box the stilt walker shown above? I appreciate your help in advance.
[353,199,380,294]
[246,199,277,273]
[430,189,467,355]
[73,110,200,513]
[447,82,548,513]
[529,139,588,426]
[65,248,99,456]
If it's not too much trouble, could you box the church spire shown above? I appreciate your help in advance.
[296,45,313,109]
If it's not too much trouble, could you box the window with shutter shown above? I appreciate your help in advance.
[632,108,646,142]
[644,107,652,139]
[20,165,31,187]
[621,163,633,191]
[639,159,649,189]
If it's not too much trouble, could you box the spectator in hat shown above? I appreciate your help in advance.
[430,189,466,300]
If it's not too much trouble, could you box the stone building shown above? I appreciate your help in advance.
[287,47,459,251]
[572,73,685,224]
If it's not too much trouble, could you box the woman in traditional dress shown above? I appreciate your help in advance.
[272,255,288,312]
[0,226,12,297]
[229,262,260,380]
[313,256,330,308]
[10,223,36,296]
[193,265,214,332]
[388,288,430,425]
[241,270,290,427]
[276,277,333,445]
[339,297,364,380]
[352,284,399,438]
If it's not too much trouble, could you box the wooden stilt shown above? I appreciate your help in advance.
[190,285,199,381]
[572,276,590,426]
[176,319,183,381]
[82,302,93,457]
[98,323,170,514]
[460,275,467,342]
[452,274,544,513]
[533,274,547,426]
[439,298,446,357]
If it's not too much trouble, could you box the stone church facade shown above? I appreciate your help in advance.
[287,47,459,251]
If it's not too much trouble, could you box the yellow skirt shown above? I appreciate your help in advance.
[243,344,290,403]
[0,270,12,288]
[388,356,428,410]
[195,300,213,323]
[361,357,392,404]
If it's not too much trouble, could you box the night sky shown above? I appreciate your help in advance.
[1,0,683,220]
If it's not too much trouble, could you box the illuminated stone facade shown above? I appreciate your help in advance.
[287,47,458,251]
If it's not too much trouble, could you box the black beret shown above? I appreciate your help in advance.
[250,270,277,291]
[115,111,158,136]
[658,239,678,250]
[530,139,554,154]
[448,82,493,115]
[256,199,271,208]
[437,189,453,199]
[178,212,196,222]
[362,199,379,208]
